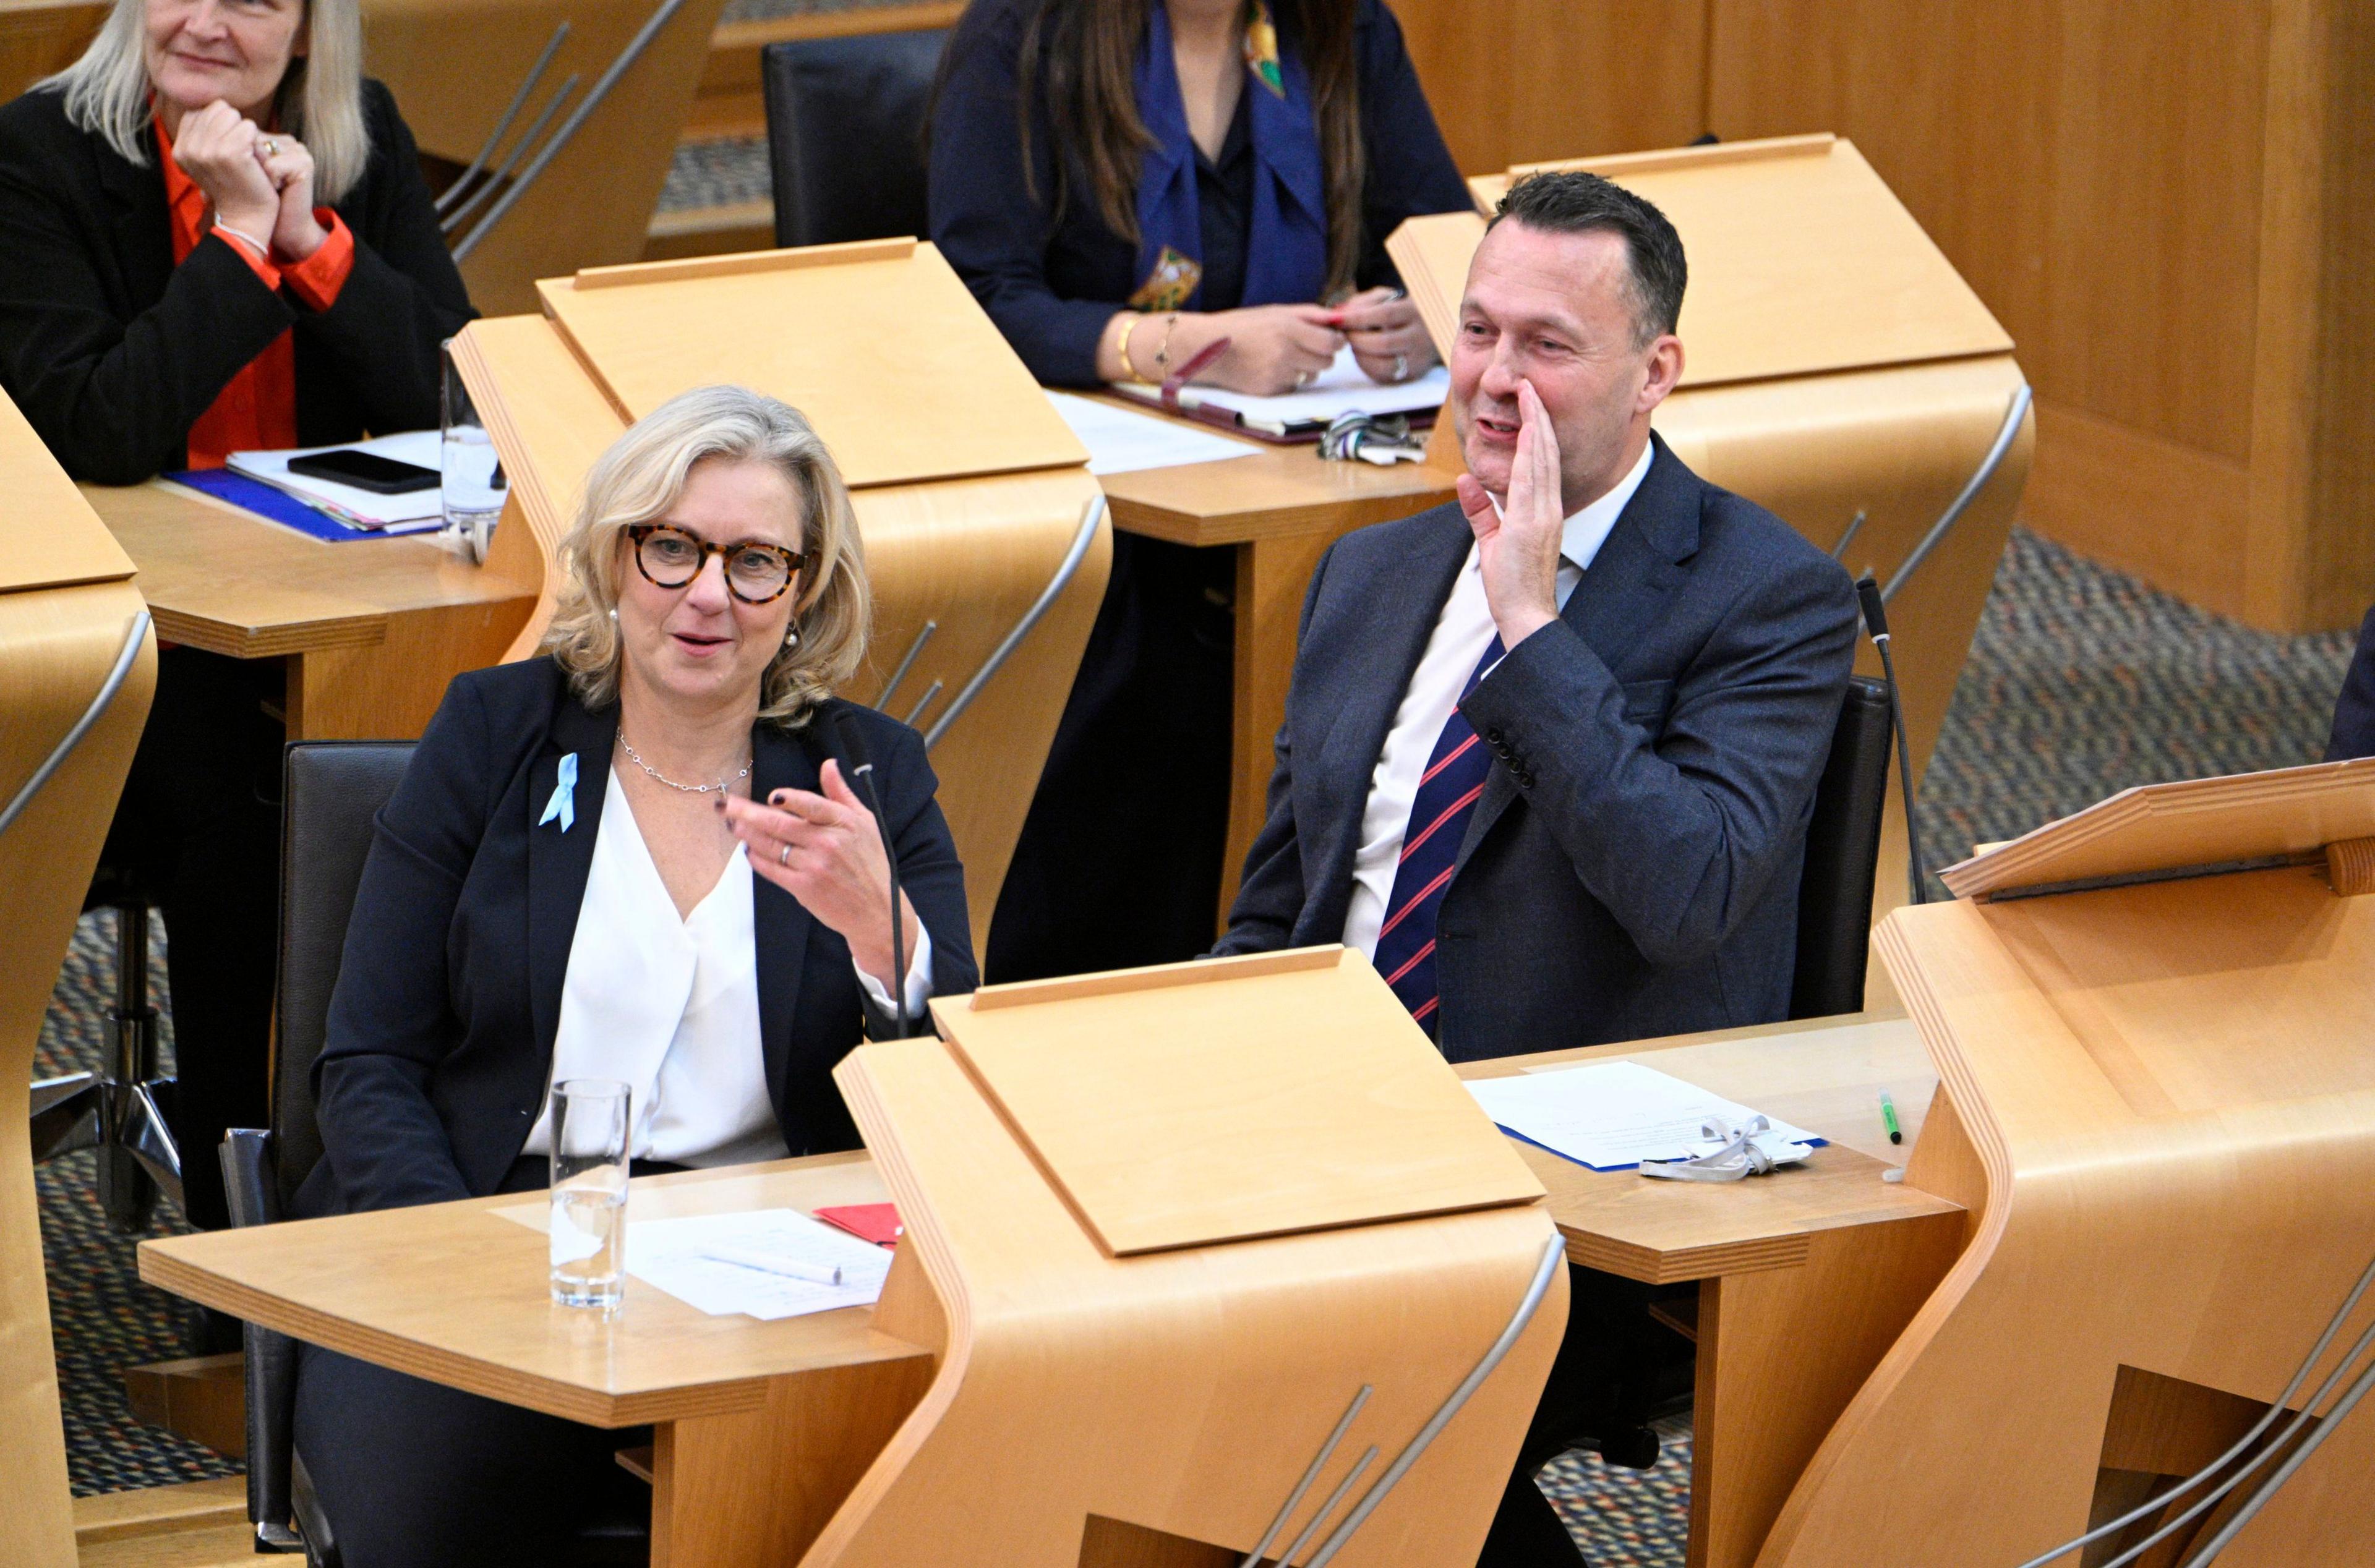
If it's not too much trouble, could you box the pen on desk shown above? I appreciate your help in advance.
[1879,1090,1902,1145]
[699,1246,844,1287]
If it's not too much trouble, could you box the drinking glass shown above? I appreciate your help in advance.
[549,1079,630,1311]
[440,339,507,564]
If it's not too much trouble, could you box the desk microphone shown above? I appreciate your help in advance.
[831,710,910,1038]
[1856,574,1929,906]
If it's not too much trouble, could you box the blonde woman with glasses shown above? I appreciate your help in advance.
[288,386,975,1564]
[0,0,473,483]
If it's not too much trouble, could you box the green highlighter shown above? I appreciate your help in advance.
[1879,1090,1903,1146]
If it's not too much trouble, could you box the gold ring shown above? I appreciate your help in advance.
[778,843,791,867]
[260,137,278,156]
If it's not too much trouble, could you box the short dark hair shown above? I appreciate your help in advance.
[1489,171,1687,348]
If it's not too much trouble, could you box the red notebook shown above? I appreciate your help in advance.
[815,1203,902,1248]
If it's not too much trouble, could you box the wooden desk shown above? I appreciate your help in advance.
[1096,428,1458,916]
[1458,1013,1967,1568]
[85,480,537,739]
[140,1010,1959,1568]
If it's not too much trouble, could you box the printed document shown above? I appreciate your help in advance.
[1466,1060,1823,1172]
[625,1208,894,1320]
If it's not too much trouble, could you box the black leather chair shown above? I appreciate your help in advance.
[760,27,949,249]
[225,741,651,1564]
[221,741,414,1557]
[1788,675,1894,1020]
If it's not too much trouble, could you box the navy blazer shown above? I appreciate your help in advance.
[296,659,978,1219]
[2328,603,2375,762]
[0,80,474,484]
[1217,438,1860,1060]
[928,0,1471,386]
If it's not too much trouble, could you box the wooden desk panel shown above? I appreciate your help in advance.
[139,1014,1960,1568]
[86,480,538,739]
[140,1154,928,1429]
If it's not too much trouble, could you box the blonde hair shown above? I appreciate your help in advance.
[41,0,370,203]
[541,385,871,729]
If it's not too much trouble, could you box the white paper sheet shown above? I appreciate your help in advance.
[1112,344,1449,432]
[625,1208,894,1320]
[1043,390,1263,475]
[226,428,445,530]
[1465,1060,1824,1172]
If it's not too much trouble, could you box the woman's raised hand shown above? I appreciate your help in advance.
[256,134,328,262]
[173,102,280,244]
[717,759,922,995]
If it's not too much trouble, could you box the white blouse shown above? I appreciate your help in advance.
[523,766,933,1167]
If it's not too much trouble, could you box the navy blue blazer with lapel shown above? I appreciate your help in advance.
[1215,437,1859,1060]
[294,658,978,1219]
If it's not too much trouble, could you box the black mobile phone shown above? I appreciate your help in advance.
[286,449,441,495]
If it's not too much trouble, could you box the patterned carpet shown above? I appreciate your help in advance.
[30,527,2360,1562]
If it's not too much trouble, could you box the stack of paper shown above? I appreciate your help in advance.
[625,1208,894,1321]
[1466,1060,1824,1172]
[226,430,445,532]
[1043,390,1262,475]
[1111,344,1449,437]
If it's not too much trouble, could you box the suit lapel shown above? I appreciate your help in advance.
[1306,509,1473,918]
[526,698,617,1063]
[753,721,821,1106]
[1454,439,1700,874]
[99,121,174,309]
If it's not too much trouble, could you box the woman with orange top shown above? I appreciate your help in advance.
[0,0,471,1251]
[0,0,472,483]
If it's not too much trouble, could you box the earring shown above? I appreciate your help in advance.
[784,623,801,649]
[607,607,617,622]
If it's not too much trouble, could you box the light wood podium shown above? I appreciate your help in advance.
[1760,759,2375,1566]
[0,390,157,1568]
[451,238,1113,947]
[1390,133,2035,957]
[142,947,1568,1566]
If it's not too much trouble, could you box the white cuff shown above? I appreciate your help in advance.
[854,921,934,1026]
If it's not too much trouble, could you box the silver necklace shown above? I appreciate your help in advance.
[617,733,751,795]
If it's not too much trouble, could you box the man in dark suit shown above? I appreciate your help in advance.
[1215,172,1859,1565]
[2329,604,2375,761]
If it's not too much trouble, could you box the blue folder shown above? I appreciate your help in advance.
[163,467,434,543]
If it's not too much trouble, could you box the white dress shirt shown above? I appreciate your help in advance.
[1340,441,1654,960]
[524,767,933,1168]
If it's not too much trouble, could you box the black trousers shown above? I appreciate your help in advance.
[293,1345,650,1568]
[290,1158,664,1566]
[99,646,283,1233]
[1475,1265,1679,1568]
[986,533,1236,982]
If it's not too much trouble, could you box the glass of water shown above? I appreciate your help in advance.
[440,339,507,565]
[549,1078,630,1312]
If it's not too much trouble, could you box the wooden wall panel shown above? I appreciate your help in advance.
[0,1,103,105]
[1706,0,2269,464]
[1384,0,1708,174]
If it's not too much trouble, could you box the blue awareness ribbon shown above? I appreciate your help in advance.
[539,752,578,832]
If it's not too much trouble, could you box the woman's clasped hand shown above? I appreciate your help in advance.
[1116,287,1439,397]
[169,100,327,261]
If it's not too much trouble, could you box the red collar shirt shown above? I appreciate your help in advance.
[155,114,356,468]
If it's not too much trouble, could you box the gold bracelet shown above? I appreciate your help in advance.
[1152,312,1182,377]
[1115,313,1153,384]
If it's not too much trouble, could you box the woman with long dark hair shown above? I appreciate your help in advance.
[931,0,1470,981]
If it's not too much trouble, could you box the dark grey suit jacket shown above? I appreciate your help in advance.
[1215,437,1859,1061]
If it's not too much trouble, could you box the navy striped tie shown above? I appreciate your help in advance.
[1373,636,1503,1034]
